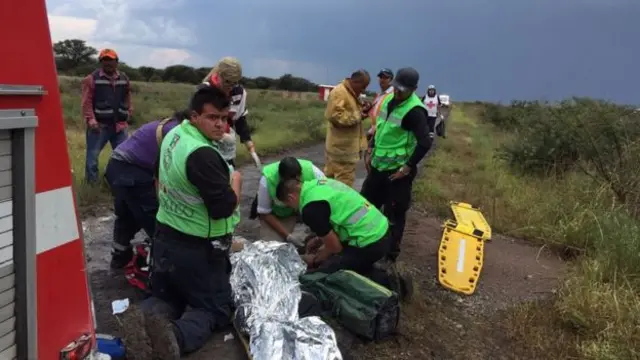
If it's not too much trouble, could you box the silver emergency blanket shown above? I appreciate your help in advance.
[230,240,342,360]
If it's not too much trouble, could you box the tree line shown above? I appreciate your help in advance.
[53,39,320,92]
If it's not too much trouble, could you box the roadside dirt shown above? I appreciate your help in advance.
[82,143,566,360]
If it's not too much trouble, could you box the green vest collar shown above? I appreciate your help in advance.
[180,119,212,146]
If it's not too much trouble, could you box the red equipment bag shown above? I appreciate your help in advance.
[124,244,151,293]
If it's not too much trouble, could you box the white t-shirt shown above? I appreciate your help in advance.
[256,165,325,214]
[230,87,248,121]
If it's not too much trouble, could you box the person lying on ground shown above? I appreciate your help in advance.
[249,156,325,246]
[276,177,413,301]
[120,86,242,359]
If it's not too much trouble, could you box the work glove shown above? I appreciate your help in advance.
[286,233,305,248]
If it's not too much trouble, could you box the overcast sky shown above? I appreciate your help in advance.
[47,0,639,103]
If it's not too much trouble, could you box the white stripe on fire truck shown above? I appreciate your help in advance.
[36,186,80,255]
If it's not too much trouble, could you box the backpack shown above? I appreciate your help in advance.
[124,243,151,294]
[300,270,400,341]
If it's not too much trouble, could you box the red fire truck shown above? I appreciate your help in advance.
[0,1,101,359]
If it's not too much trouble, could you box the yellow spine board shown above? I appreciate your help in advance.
[437,202,492,296]
[449,201,492,241]
[437,223,485,295]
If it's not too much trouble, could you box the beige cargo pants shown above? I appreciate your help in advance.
[324,159,356,188]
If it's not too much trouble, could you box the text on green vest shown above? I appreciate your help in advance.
[156,120,235,238]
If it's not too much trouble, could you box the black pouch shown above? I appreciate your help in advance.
[249,195,258,220]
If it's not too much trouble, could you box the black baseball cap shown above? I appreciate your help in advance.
[392,67,419,92]
[377,68,394,79]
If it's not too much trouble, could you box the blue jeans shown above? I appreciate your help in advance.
[85,124,127,184]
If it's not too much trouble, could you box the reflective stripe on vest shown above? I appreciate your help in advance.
[371,93,425,170]
[299,178,388,248]
[92,70,130,123]
[369,92,392,121]
[156,120,235,238]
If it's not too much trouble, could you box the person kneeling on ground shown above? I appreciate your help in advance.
[276,178,413,301]
[104,110,186,269]
[120,86,242,359]
[250,156,325,246]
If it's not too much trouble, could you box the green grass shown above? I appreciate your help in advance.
[58,76,328,212]
[413,104,640,359]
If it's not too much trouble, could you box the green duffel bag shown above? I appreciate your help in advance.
[299,270,400,341]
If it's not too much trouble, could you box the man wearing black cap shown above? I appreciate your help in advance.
[361,67,435,262]
[367,68,395,139]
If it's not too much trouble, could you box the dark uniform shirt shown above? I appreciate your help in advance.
[301,201,332,237]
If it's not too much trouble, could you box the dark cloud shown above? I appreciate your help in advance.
[68,0,640,103]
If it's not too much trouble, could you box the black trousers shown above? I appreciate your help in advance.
[360,166,417,261]
[104,158,158,250]
[308,232,393,288]
[141,224,233,354]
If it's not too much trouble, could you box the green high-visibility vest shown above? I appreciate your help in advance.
[371,93,426,171]
[262,158,319,217]
[156,120,235,238]
[299,178,388,247]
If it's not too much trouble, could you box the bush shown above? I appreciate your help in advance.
[492,99,640,211]
[415,102,640,360]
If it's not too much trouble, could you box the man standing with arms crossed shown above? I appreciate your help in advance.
[120,86,241,359]
[324,69,372,187]
[362,67,435,263]
[82,48,132,184]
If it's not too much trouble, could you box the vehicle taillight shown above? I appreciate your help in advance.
[60,333,93,360]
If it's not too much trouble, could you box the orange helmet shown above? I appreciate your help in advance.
[98,48,118,61]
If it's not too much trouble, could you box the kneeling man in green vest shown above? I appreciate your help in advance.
[276,177,413,300]
[253,156,325,246]
[121,86,241,358]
